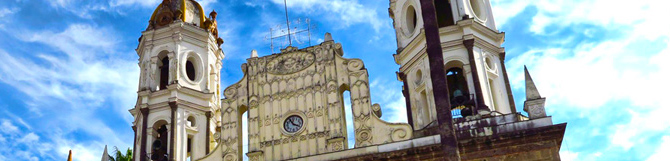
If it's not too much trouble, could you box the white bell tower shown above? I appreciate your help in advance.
[389,0,515,131]
[130,0,225,161]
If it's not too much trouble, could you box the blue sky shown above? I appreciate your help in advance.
[0,0,668,161]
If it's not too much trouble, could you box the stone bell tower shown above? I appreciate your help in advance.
[389,0,516,130]
[129,0,225,161]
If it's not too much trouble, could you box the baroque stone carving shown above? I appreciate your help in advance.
[266,51,315,75]
[213,38,412,161]
[223,153,236,161]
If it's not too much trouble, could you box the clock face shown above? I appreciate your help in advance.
[283,115,304,133]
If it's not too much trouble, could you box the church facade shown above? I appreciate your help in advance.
[128,0,566,161]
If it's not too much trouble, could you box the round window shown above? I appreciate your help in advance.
[187,116,196,127]
[283,115,304,133]
[186,60,196,81]
[414,69,423,85]
[469,0,488,22]
[404,5,418,36]
[485,57,495,70]
[485,57,493,69]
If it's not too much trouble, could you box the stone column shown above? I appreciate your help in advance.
[464,39,489,113]
[418,0,460,160]
[140,108,150,161]
[169,102,177,161]
[205,111,211,154]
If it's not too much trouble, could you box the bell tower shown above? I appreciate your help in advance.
[130,0,225,161]
[389,0,515,131]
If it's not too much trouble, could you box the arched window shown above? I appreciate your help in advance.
[159,57,169,90]
[446,67,470,108]
[151,121,169,161]
[435,0,455,27]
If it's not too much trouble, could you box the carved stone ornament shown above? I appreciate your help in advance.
[223,153,236,161]
[224,87,237,98]
[266,51,315,75]
[347,59,364,71]
[332,141,343,151]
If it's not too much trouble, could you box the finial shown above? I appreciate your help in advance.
[101,145,110,161]
[523,65,547,119]
[324,32,333,42]
[524,65,542,100]
[68,150,72,161]
[210,9,217,18]
[251,49,258,58]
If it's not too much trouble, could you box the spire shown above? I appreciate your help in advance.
[101,145,110,161]
[523,66,547,119]
[68,150,72,161]
[524,65,542,100]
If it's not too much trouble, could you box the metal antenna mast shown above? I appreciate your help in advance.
[283,0,292,46]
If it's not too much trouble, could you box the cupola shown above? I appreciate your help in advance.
[148,0,206,30]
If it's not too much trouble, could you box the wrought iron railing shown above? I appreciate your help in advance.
[451,94,475,117]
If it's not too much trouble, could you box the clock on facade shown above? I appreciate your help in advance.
[283,115,304,133]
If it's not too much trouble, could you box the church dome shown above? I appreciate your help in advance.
[148,0,206,29]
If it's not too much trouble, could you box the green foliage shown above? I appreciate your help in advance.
[110,146,133,161]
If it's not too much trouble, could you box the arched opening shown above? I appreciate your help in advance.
[159,56,170,90]
[151,120,169,161]
[435,0,455,27]
[239,105,249,161]
[186,60,196,81]
[339,85,355,149]
[447,68,470,106]
[445,60,472,117]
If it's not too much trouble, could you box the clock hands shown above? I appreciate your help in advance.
[285,116,303,132]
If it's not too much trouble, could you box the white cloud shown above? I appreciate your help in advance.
[491,0,532,28]
[366,78,408,124]
[0,7,18,18]
[18,133,39,143]
[494,0,670,37]
[495,0,670,159]
[560,150,578,161]
[647,136,670,161]
[0,23,137,161]
[507,33,670,152]
[0,120,19,134]
[110,0,160,8]
[269,0,385,32]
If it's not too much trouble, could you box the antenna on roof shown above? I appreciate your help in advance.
[265,19,317,53]
[283,0,292,46]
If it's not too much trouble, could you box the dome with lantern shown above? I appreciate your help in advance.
[147,0,220,39]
